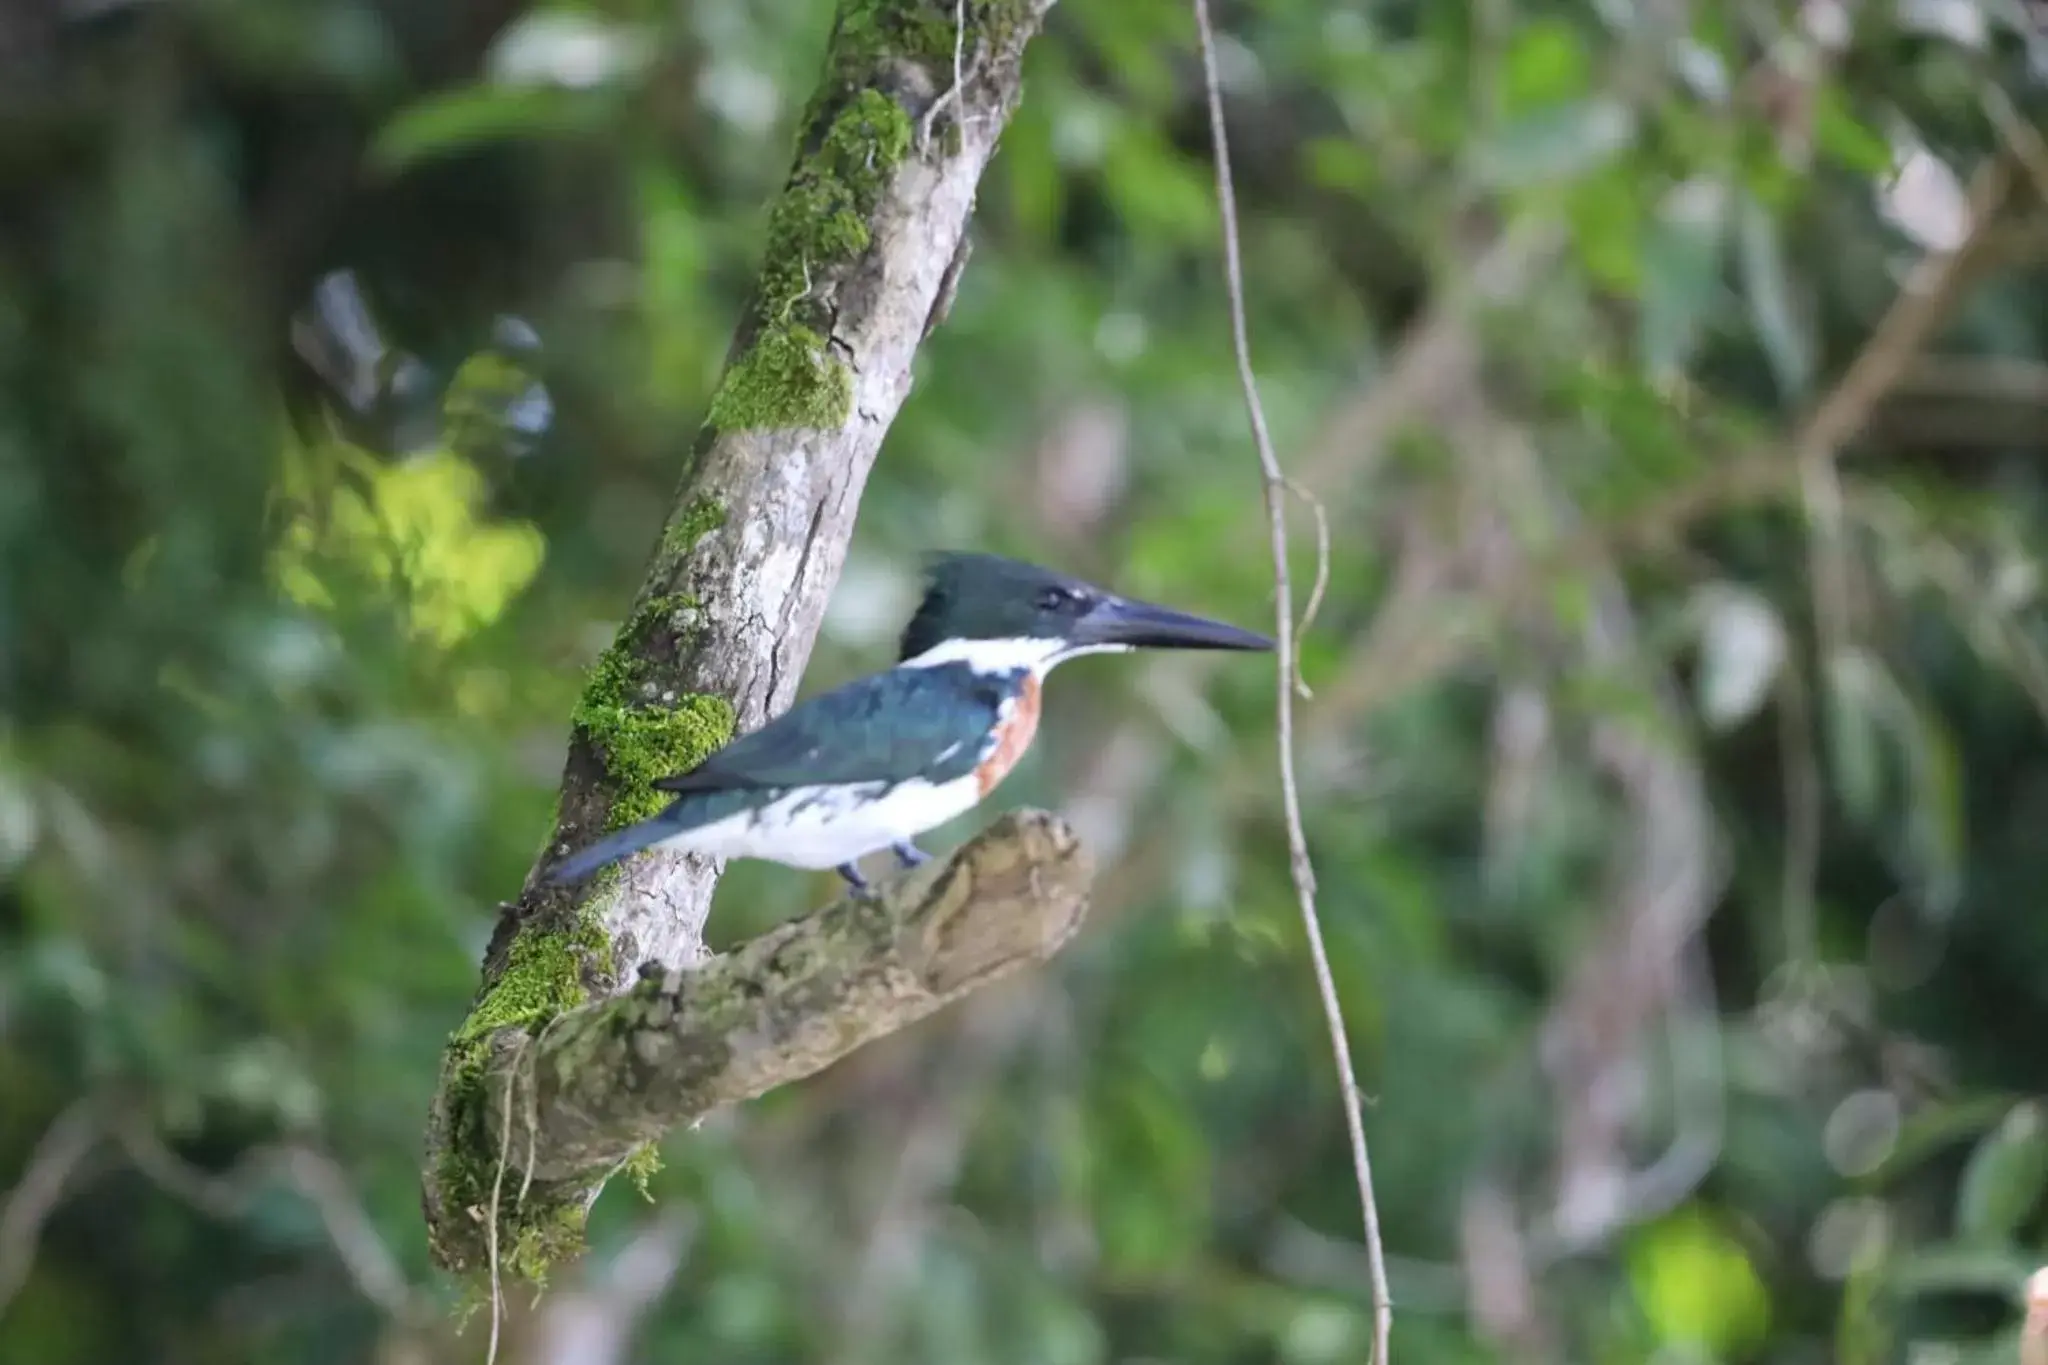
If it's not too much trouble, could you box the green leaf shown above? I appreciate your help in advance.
[1069,0,1181,105]
[1627,1209,1773,1355]
[1638,178,1729,380]
[1956,1102,2048,1244]
[1836,1231,1892,1365]
[1090,1074,1210,1276]
[1500,19,1592,113]
[1886,1244,2034,1297]
[1469,99,1636,188]
[1863,1093,2027,1186]
[1822,650,1967,910]
[370,84,611,173]
[1303,136,1378,196]
[1898,692,1966,917]
[1000,101,1066,243]
[1280,1301,1367,1364]
[1878,666,1964,914]
[1101,122,1219,247]
[1737,193,1813,400]
[1824,649,1887,826]
[1548,569,1594,632]
[1812,85,1895,175]
[1566,168,1646,287]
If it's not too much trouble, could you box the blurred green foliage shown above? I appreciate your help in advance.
[1,0,2047,1363]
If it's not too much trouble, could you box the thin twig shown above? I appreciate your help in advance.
[1293,221,1561,495]
[112,1117,422,1320]
[1796,156,2010,465]
[518,1013,567,1210]
[0,1097,103,1319]
[918,0,970,151]
[1303,147,2017,725]
[116,1116,285,1220]
[275,1148,418,1319]
[1895,354,2048,406]
[1189,4,1392,1362]
[489,1074,516,1365]
[1776,653,1822,967]
[1983,87,2048,206]
[1528,943,1727,1261]
[1274,198,2017,733]
[1284,478,1332,698]
[1795,154,2009,685]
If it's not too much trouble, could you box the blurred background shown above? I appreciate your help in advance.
[3,0,2048,1362]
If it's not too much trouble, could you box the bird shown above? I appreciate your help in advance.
[546,551,1273,890]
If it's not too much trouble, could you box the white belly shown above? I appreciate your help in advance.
[653,774,985,869]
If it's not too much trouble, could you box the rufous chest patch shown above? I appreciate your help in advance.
[974,673,1042,797]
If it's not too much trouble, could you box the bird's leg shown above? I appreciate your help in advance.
[836,861,872,893]
[892,841,931,869]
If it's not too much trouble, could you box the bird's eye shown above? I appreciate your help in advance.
[1036,586,1077,612]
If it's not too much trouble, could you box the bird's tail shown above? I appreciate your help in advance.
[546,819,672,886]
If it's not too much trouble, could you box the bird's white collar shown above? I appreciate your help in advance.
[902,636,1129,675]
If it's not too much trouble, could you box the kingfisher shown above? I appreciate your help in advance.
[547,552,1272,890]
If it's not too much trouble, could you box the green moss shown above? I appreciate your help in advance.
[701,1,1048,433]
[442,1178,591,1290]
[572,595,736,829]
[434,903,661,1280]
[706,89,914,432]
[430,377,737,1294]
[503,1201,590,1286]
[622,1142,662,1201]
[832,2,957,70]
[830,86,915,178]
[978,0,1038,53]
[706,325,853,433]
[455,915,611,1048]
[659,494,727,567]
[435,905,617,1280]
[831,1,1037,82]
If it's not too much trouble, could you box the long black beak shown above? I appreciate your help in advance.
[1073,595,1274,653]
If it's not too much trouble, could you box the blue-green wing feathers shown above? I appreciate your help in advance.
[651,663,1012,793]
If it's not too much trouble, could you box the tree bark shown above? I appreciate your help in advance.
[418,0,1073,1278]
[494,812,1087,1191]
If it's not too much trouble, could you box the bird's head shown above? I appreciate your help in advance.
[897,552,1273,671]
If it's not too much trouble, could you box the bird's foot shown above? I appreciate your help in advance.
[891,841,931,869]
[836,862,875,896]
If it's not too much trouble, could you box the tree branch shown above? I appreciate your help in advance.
[489,811,1089,1195]
[0,1097,102,1318]
[419,0,1065,1279]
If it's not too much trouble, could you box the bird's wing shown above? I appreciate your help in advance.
[652,663,1011,793]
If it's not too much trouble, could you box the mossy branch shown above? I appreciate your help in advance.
[427,813,1091,1278]
[419,0,1062,1284]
